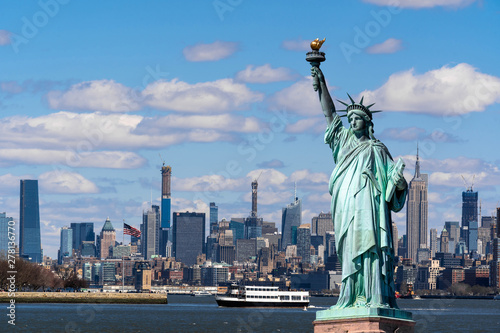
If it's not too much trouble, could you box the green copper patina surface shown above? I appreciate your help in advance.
[309,48,409,320]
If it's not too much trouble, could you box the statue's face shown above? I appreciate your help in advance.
[348,114,366,133]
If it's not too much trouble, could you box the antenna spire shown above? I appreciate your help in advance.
[294,182,297,202]
[414,143,421,178]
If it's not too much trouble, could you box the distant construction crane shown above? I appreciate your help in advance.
[461,174,475,192]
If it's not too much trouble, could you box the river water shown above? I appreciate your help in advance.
[3,295,500,332]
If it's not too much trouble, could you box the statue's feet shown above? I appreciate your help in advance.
[354,296,367,307]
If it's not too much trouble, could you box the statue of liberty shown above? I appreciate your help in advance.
[311,65,408,309]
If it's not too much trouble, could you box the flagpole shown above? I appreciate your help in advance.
[122,219,125,293]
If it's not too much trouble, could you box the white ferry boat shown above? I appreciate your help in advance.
[191,290,212,297]
[215,285,309,308]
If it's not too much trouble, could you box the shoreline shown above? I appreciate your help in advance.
[0,292,168,304]
[418,295,495,300]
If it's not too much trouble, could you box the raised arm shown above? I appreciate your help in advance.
[311,66,336,126]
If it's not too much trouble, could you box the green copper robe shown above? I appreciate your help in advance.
[325,114,407,309]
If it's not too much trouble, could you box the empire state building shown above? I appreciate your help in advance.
[406,149,428,263]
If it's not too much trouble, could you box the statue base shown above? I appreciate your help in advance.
[313,307,415,333]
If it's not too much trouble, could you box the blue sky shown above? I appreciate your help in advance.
[1,0,499,258]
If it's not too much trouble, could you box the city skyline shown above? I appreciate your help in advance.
[0,1,499,258]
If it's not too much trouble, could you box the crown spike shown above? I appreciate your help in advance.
[366,103,375,109]
[336,99,349,107]
[360,96,364,105]
[347,93,355,104]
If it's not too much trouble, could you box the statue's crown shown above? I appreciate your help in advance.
[337,93,381,120]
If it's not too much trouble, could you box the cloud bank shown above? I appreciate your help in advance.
[235,64,296,83]
[359,63,500,115]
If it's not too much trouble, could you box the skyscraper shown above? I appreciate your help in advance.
[245,179,262,239]
[97,217,116,259]
[461,185,478,250]
[0,212,14,256]
[311,212,333,247]
[392,221,399,257]
[19,179,42,263]
[468,221,478,253]
[209,202,219,235]
[444,221,460,253]
[297,224,311,264]
[59,226,73,264]
[173,211,205,266]
[251,179,258,218]
[160,165,172,257]
[161,165,172,228]
[429,228,438,258]
[142,205,160,259]
[406,150,428,263]
[440,228,449,253]
[70,222,95,253]
[281,197,302,250]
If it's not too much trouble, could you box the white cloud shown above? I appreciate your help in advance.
[281,38,312,51]
[47,80,141,112]
[0,112,265,160]
[402,155,500,188]
[270,77,328,116]
[172,175,246,192]
[359,63,500,114]
[0,149,146,169]
[45,77,264,113]
[138,114,263,133]
[143,78,264,113]
[39,170,99,194]
[363,0,477,8]
[403,155,492,174]
[286,117,325,134]
[235,64,296,83]
[289,169,329,189]
[247,169,288,187]
[0,30,11,45]
[428,192,454,204]
[183,41,238,62]
[0,173,31,195]
[171,198,209,215]
[172,168,327,196]
[429,171,492,187]
[366,38,403,54]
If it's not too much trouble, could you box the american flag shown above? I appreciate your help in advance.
[123,223,141,238]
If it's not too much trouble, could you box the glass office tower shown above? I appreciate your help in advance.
[20,179,42,263]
